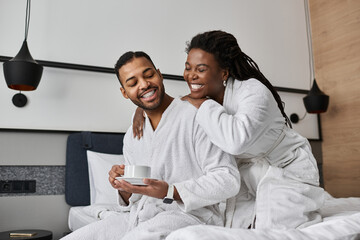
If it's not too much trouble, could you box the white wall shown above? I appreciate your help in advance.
[0,0,317,134]
[0,0,310,87]
[0,132,69,239]
[0,0,319,238]
[0,65,319,138]
[0,131,67,166]
[0,65,187,132]
[0,195,70,240]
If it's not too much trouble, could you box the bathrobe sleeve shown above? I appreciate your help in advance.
[116,128,143,210]
[174,124,240,212]
[195,80,279,155]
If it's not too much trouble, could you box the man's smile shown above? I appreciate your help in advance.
[140,88,158,101]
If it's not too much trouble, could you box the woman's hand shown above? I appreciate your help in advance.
[132,107,145,139]
[113,178,169,200]
[181,95,208,109]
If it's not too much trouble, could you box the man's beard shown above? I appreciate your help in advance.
[131,84,165,111]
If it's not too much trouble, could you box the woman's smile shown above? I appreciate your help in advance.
[190,83,204,91]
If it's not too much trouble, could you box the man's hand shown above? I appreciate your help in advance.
[113,178,169,199]
[109,164,132,204]
[109,164,125,188]
[181,95,208,109]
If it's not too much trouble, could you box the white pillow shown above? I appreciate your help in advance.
[86,150,125,205]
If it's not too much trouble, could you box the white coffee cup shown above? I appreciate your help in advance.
[124,165,151,178]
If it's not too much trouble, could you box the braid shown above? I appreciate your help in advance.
[186,30,292,128]
[239,53,292,128]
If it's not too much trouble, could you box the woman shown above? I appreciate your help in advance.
[133,30,324,229]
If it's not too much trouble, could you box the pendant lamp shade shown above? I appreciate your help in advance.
[302,1,330,115]
[3,40,43,91]
[303,79,329,114]
[3,0,43,91]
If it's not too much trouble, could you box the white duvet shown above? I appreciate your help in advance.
[69,195,360,240]
[166,213,360,240]
[166,193,360,240]
[68,193,360,239]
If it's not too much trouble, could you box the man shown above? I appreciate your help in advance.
[62,51,240,240]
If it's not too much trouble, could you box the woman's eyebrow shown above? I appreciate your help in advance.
[185,62,208,67]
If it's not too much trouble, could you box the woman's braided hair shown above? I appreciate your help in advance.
[186,30,291,127]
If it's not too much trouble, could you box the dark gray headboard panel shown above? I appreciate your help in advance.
[65,131,125,206]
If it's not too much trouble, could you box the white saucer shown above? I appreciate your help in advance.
[115,177,149,186]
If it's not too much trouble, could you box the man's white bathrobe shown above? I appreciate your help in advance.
[62,98,240,240]
[194,78,325,230]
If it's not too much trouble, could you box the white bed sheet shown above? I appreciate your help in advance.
[166,195,360,240]
[68,206,99,231]
[68,204,122,231]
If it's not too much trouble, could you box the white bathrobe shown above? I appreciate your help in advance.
[194,78,325,229]
[61,98,240,240]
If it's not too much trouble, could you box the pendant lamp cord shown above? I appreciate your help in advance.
[299,111,307,121]
[24,0,31,41]
[304,0,315,90]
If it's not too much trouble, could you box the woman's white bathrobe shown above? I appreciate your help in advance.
[194,78,325,229]
[61,98,240,240]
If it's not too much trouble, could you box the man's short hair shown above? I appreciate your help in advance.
[114,51,157,86]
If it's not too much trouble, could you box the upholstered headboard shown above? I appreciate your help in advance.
[65,131,125,206]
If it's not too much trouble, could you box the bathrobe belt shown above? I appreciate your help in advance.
[225,124,287,228]
[236,123,287,165]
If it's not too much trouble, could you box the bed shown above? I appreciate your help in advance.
[167,195,360,240]
[65,131,125,231]
[65,131,360,239]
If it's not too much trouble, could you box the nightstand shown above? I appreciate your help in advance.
[0,229,52,240]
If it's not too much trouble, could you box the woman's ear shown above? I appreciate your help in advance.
[120,87,129,99]
[222,68,230,81]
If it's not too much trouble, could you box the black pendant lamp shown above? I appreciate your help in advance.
[303,0,329,114]
[303,79,329,113]
[3,0,43,92]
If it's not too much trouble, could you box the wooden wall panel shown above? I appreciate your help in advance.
[309,0,360,197]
